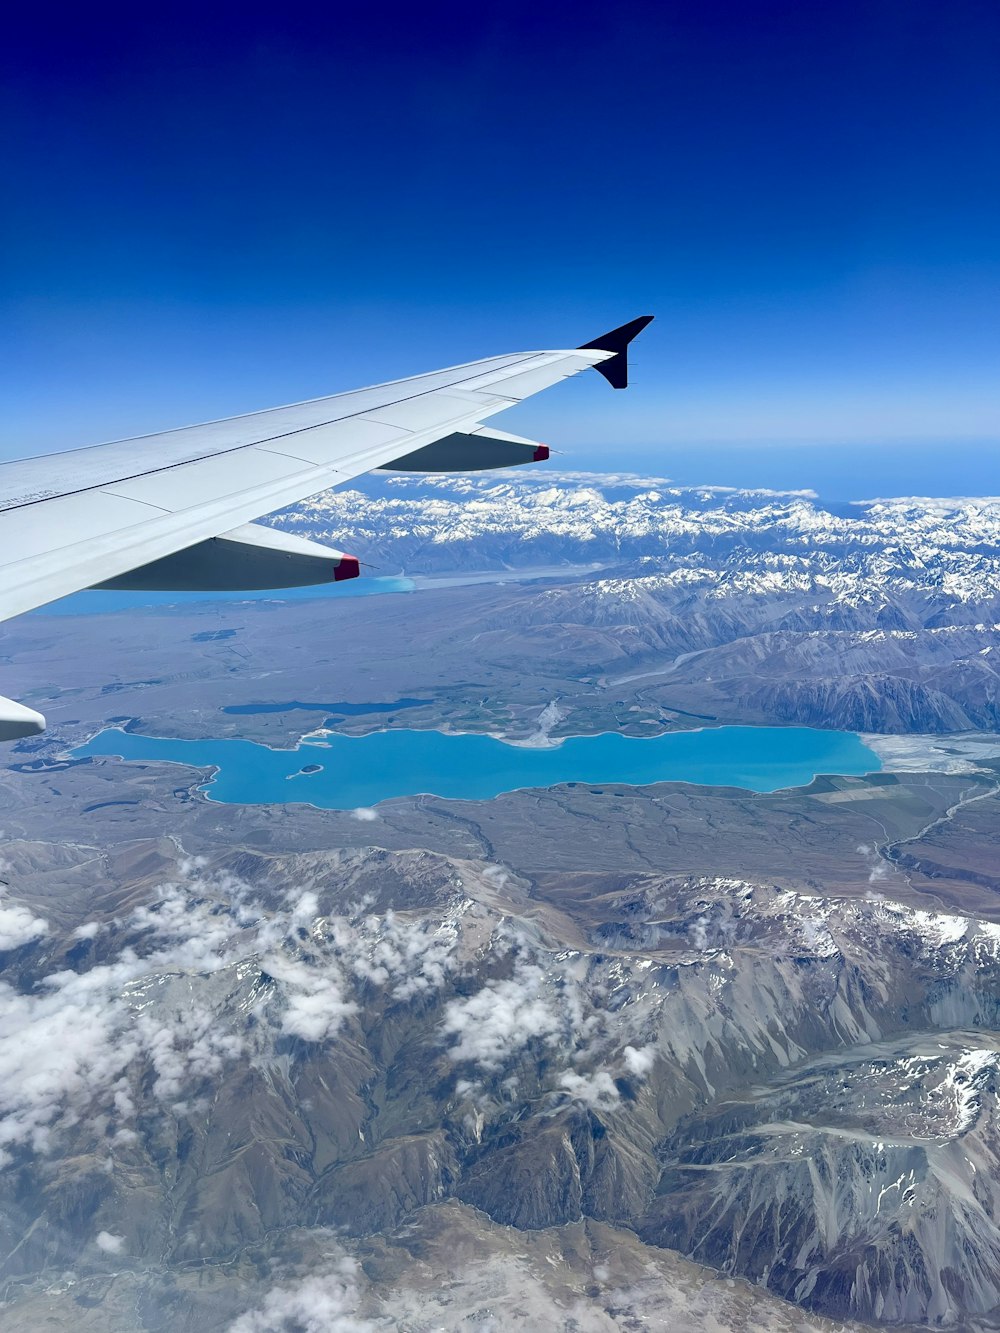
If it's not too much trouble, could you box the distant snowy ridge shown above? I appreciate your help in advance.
[273,473,1000,607]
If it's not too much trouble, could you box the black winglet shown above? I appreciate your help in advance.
[578,314,654,389]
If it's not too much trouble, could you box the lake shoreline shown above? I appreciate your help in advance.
[70,722,882,810]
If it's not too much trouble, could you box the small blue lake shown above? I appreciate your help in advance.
[220,698,428,718]
[71,725,880,809]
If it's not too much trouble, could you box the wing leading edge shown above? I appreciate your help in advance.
[0,316,653,737]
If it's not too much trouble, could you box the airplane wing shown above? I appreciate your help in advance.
[0,315,653,737]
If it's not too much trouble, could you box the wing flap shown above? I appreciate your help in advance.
[95,522,358,591]
[381,427,548,472]
[0,695,45,741]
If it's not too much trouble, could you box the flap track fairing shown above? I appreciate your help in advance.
[92,523,359,592]
[379,427,549,473]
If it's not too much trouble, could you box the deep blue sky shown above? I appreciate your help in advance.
[3,1,999,495]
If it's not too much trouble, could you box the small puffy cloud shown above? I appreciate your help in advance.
[688,916,710,951]
[289,891,319,927]
[134,986,246,1103]
[443,941,610,1073]
[228,1259,374,1333]
[622,1045,655,1079]
[558,1069,620,1110]
[442,962,565,1072]
[72,922,101,941]
[266,955,355,1043]
[857,842,890,884]
[95,1230,125,1254]
[265,902,465,1038]
[0,898,48,951]
[348,911,458,1000]
[351,808,379,822]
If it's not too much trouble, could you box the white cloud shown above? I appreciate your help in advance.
[0,897,48,951]
[689,916,710,951]
[95,1230,125,1254]
[857,842,891,884]
[72,921,101,941]
[228,1259,374,1333]
[290,891,319,926]
[260,900,465,1043]
[351,808,379,822]
[0,935,251,1161]
[346,910,458,1000]
[558,1069,620,1110]
[0,859,634,1169]
[622,1045,656,1079]
[441,962,565,1072]
[132,981,247,1102]
[265,955,355,1043]
[0,872,293,1161]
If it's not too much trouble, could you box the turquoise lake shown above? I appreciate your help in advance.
[71,725,880,809]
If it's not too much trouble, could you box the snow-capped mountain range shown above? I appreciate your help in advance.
[275,472,1000,609]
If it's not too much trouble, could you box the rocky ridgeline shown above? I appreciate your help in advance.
[2,842,1000,1325]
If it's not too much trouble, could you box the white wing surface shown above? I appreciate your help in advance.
[0,317,652,736]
